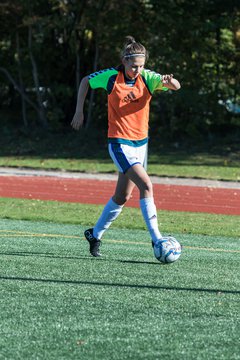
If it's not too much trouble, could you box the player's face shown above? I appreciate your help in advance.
[123,57,145,80]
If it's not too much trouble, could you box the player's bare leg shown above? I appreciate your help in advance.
[125,163,153,199]
[125,164,162,243]
[112,172,135,205]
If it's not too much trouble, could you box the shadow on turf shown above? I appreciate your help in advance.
[0,275,239,295]
[0,251,159,265]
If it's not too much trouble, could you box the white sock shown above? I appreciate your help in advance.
[93,198,123,239]
[140,197,162,243]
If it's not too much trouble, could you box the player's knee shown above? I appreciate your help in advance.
[140,180,153,194]
[113,193,131,205]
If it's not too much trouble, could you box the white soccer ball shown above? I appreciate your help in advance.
[153,236,182,264]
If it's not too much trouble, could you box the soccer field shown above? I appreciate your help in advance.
[0,219,239,359]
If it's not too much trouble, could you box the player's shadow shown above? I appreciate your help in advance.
[0,251,89,261]
[0,251,159,265]
[0,275,239,295]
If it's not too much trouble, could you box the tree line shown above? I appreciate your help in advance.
[0,0,239,142]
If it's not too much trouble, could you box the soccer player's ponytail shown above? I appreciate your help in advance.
[121,36,149,61]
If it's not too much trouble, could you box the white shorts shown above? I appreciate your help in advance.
[108,143,147,173]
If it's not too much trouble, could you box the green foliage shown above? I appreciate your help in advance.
[0,0,239,140]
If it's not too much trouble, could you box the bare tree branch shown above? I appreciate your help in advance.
[0,66,39,112]
[16,31,28,127]
[28,25,48,128]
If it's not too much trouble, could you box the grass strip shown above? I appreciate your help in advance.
[0,197,239,238]
[0,155,239,181]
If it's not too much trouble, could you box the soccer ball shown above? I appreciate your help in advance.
[153,236,182,264]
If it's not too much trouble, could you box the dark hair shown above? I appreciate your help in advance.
[121,36,149,61]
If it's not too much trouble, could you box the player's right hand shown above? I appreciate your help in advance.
[71,111,84,130]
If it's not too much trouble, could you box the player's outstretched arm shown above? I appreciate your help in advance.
[162,74,181,91]
[71,76,89,130]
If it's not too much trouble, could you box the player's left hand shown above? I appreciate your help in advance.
[161,74,174,84]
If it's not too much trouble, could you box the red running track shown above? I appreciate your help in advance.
[0,175,240,215]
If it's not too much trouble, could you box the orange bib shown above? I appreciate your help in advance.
[107,71,152,140]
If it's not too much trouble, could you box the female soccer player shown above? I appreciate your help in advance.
[71,36,181,256]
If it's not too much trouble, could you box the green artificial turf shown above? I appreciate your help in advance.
[0,219,239,360]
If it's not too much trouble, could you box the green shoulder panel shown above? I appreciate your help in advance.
[141,69,169,94]
[88,68,118,90]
